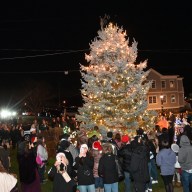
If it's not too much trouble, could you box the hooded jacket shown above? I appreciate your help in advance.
[178,135,192,171]
[156,147,176,176]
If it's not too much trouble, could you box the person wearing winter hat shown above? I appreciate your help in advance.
[91,141,104,192]
[58,133,79,164]
[121,135,130,144]
[171,143,181,186]
[79,144,88,155]
[73,143,95,192]
[31,136,37,143]
[107,131,113,140]
[88,135,99,149]
[48,152,76,192]
[57,139,74,173]
[30,127,36,134]
[92,141,102,151]
[178,134,192,192]
[118,135,132,192]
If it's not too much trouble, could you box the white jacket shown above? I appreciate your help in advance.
[0,172,17,192]
[37,144,48,161]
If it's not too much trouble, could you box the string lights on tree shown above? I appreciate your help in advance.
[76,18,157,134]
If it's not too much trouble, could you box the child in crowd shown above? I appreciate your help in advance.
[171,143,181,186]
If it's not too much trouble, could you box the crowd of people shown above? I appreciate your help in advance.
[0,110,192,192]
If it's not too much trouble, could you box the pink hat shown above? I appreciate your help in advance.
[121,135,130,143]
[92,141,102,151]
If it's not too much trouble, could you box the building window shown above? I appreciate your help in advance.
[149,96,157,104]
[170,80,174,88]
[161,80,166,89]
[163,95,167,103]
[171,95,176,103]
[151,80,156,89]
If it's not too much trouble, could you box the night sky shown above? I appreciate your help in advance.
[0,1,192,108]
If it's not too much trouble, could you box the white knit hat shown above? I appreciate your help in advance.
[171,143,179,153]
[30,127,36,132]
[56,152,66,162]
[80,144,88,150]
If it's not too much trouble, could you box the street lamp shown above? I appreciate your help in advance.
[160,95,164,114]
[63,100,66,118]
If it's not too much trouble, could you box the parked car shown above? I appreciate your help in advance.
[22,124,31,141]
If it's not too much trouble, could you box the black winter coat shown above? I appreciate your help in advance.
[148,140,156,159]
[73,154,95,185]
[130,145,150,183]
[118,144,132,172]
[98,153,119,184]
[17,150,37,184]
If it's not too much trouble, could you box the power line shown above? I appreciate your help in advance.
[0,49,89,61]
[0,48,88,52]
[0,48,192,52]
[0,70,80,74]
[0,48,191,61]
[139,49,192,53]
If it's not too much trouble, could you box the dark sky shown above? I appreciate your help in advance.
[0,1,192,108]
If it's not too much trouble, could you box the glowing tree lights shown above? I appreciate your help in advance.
[76,21,157,133]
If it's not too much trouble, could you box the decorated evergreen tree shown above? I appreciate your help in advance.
[76,20,157,135]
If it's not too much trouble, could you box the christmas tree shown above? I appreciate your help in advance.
[76,20,157,135]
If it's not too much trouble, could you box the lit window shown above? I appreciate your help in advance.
[170,80,174,88]
[171,95,176,103]
[149,96,157,104]
[163,95,167,103]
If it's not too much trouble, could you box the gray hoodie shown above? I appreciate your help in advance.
[178,135,192,171]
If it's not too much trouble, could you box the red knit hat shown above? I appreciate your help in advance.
[92,141,102,151]
[31,136,36,143]
[121,135,130,143]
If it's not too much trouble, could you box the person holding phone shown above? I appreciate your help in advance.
[48,152,76,192]
[74,144,95,192]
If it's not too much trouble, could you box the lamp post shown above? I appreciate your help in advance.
[63,100,66,119]
[160,95,164,115]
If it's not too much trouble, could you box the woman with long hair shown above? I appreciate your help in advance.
[48,152,76,192]
[17,141,41,192]
[36,136,48,184]
[0,161,17,192]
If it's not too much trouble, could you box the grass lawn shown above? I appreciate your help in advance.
[10,147,182,192]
